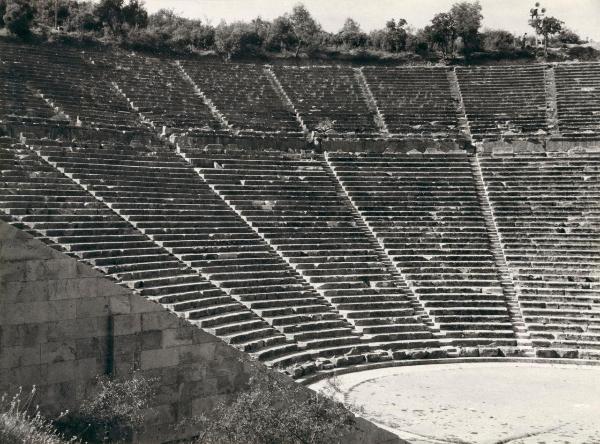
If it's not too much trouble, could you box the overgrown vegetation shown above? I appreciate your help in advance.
[54,374,158,443]
[185,371,360,444]
[1,370,362,444]
[0,387,75,444]
[0,0,595,63]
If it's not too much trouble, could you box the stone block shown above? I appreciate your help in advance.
[428,349,448,359]
[109,294,131,315]
[459,347,480,357]
[0,300,77,325]
[48,317,109,342]
[1,323,48,348]
[0,345,41,369]
[41,340,77,364]
[113,314,142,336]
[75,357,102,382]
[536,348,560,359]
[130,295,164,314]
[409,350,430,360]
[559,349,579,359]
[141,330,163,351]
[142,312,180,331]
[141,348,179,370]
[76,296,110,318]
[42,360,76,384]
[480,348,501,357]
[162,327,194,348]
[391,350,411,360]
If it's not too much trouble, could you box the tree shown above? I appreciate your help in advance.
[0,0,6,27]
[215,21,263,59]
[336,18,367,48]
[3,0,35,38]
[94,0,124,33]
[288,4,322,57]
[384,18,408,52]
[425,12,456,57]
[122,0,147,29]
[529,2,563,56]
[265,15,297,52]
[450,1,482,55]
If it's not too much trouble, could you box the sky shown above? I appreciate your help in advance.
[141,0,600,41]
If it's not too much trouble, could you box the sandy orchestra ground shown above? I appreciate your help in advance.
[310,362,600,444]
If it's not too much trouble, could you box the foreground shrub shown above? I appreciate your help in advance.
[55,374,158,443]
[0,387,73,444]
[187,370,358,444]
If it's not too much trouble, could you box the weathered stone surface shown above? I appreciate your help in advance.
[0,222,400,444]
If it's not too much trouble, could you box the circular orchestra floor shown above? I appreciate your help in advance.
[310,362,600,444]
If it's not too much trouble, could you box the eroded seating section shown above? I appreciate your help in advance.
[272,66,380,137]
[0,41,141,133]
[0,51,69,131]
[456,65,549,140]
[180,62,302,135]
[0,137,302,364]
[187,147,442,357]
[554,63,600,138]
[93,51,224,134]
[480,153,600,358]
[329,153,517,348]
[362,67,460,139]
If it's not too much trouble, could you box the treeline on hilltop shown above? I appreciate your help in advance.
[0,0,597,63]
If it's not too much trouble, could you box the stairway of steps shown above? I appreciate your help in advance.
[178,61,304,136]
[355,68,389,136]
[470,153,536,356]
[323,152,441,333]
[328,152,520,351]
[0,138,300,364]
[447,68,474,144]
[543,65,561,136]
[180,146,444,357]
[479,152,600,359]
[264,66,309,136]
[174,60,233,132]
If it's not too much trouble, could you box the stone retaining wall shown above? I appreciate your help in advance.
[0,221,401,444]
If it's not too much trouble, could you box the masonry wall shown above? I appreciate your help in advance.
[0,221,401,444]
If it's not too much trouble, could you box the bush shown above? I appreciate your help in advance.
[558,28,582,44]
[55,374,158,443]
[187,370,358,444]
[3,0,35,37]
[482,29,515,52]
[0,387,73,444]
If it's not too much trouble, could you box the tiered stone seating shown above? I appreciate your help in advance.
[272,66,380,137]
[0,41,142,132]
[31,139,360,367]
[456,65,549,140]
[329,153,517,348]
[0,53,70,130]
[187,148,441,355]
[362,67,460,138]
[0,137,299,362]
[554,62,600,138]
[479,153,600,358]
[95,51,224,134]
[180,62,302,135]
